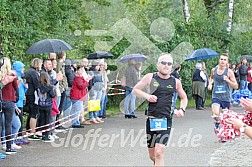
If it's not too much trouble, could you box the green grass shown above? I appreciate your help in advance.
[106,98,212,115]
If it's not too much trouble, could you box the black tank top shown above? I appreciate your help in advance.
[148,73,176,118]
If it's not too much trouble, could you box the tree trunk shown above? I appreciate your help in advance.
[182,0,190,23]
[226,0,234,34]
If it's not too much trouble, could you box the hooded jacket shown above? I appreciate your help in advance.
[36,83,56,109]
[13,61,27,107]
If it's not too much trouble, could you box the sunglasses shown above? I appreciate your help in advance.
[159,61,173,66]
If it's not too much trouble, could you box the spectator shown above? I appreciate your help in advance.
[12,61,29,145]
[124,58,138,118]
[192,63,206,110]
[70,65,92,127]
[0,57,18,154]
[25,58,42,141]
[239,57,248,90]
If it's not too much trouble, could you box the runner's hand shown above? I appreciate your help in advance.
[174,109,184,118]
[147,95,157,103]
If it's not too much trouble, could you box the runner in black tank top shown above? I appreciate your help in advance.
[132,53,188,166]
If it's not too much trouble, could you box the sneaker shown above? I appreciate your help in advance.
[72,124,85,128]
[80,121,92,125]
[2,144,6,150]
[214,122,221,134]
[52,134,59,139]
[5,148,16,155]
[90,118,99,124]
[28,135,41,141]
[42,137,55,143]
[220,136,227,143]
[54,129,66,133]
[36,132,43,138]
[96,118,104,123]
[14,139,23,146]
[20,139,30,145]
[11,143,21,150]
[0,153,6,159]
[56,126,68,130]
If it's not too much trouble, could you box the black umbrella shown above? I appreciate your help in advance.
[87,52,114,59]
[26,39,73,55]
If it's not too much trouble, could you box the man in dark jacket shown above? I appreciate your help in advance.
[25,58,42,140]
[239,57,248,90]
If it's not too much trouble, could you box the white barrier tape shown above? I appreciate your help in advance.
[107,92,126,96]
[108,87,125,92]
[0,112,77,140]
[2,116,78,143]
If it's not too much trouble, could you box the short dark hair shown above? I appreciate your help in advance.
[77,64,84,71]
[57,51,65,59]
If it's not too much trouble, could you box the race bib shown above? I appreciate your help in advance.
[214,85,226,93]
[149,118,167,131]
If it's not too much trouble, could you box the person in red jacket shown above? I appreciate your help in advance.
[0,57,18,154]
[69,65,92,128]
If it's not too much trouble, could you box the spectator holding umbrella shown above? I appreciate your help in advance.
[192,63,206,110]
[124,58,138,118]
[25,58,42,141]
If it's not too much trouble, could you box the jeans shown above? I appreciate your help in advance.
[70,100,83,125]
[1,111,21,145]
[98,91,107,117]
[240,80,247,90]
[171,91,178,112]
[63,89,72,125]
[56,96,61,108]
[1,101,15,149]
[124,87,136,115]
[89,90,102,119]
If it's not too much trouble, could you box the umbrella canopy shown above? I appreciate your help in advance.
[238,55,252,61]
[184,48,219,61]
[119,54,147,63]
[26,39,73,55]
[87,52,114,59]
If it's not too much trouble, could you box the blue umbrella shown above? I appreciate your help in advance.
[119,54,147,63]
[184,48,219,61]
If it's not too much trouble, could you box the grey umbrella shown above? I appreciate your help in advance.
[86,52,114,59]
[118,54,147,63]
[26,39,73,55]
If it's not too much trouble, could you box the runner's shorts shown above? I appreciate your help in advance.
[146,118,172,148]
[212,98,230,109]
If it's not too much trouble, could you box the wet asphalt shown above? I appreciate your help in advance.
[0,106,250,166]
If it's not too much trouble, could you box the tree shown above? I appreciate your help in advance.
[182,0,190,23]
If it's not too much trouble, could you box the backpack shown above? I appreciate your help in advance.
[36,88,52,107]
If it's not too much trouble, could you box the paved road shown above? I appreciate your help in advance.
[0,106,250,166]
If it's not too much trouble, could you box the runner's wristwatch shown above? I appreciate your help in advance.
[239,124,248,133]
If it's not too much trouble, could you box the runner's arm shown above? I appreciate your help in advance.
[225,69,238,89]
[132,73,157,102]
